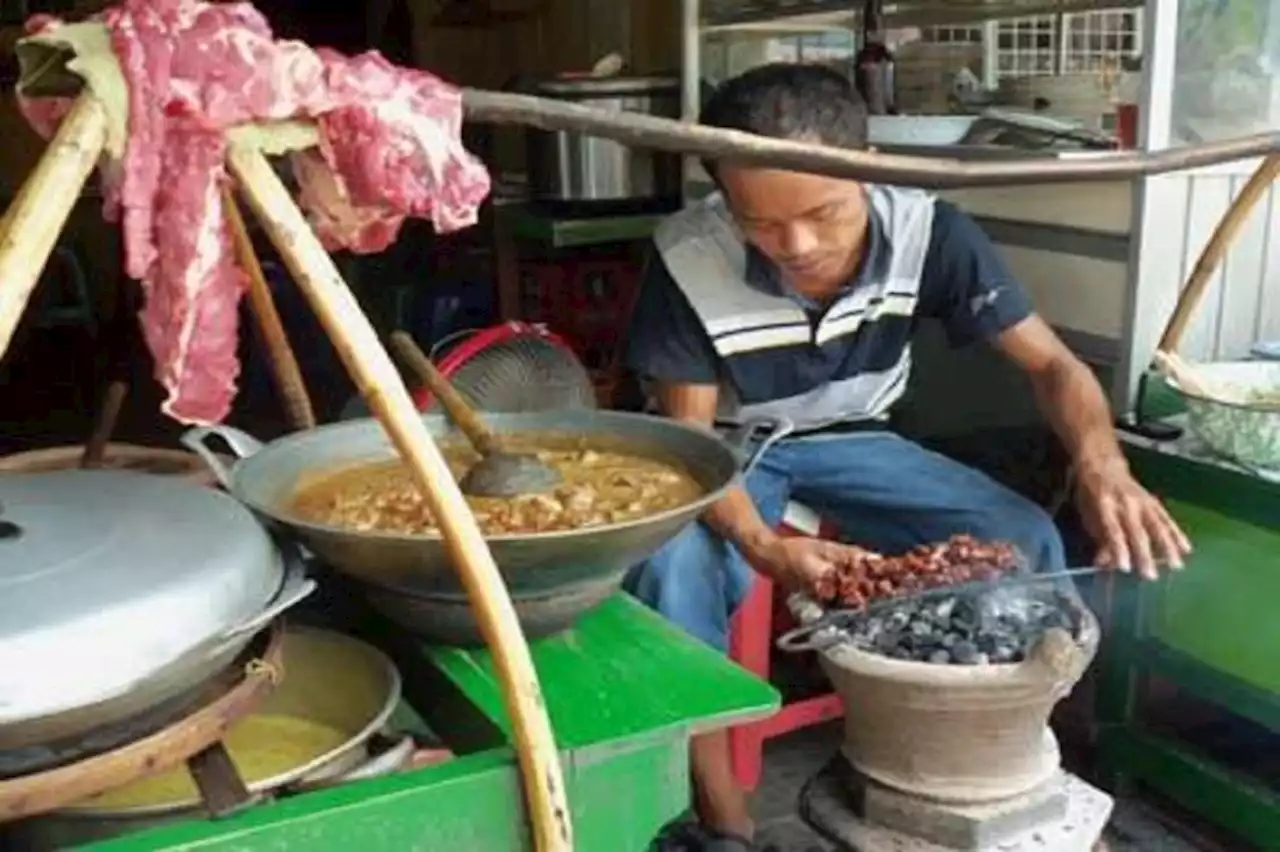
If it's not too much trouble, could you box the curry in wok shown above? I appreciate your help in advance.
[291,436,706,536]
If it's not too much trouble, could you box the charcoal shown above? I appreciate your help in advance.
[833,582,1086,665]
[951,640,982,664]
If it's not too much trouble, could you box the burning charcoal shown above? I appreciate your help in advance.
[887,610,912,631]
[929,649,952,665]
[909,619,934,637]
[951,640,982,665]
[940,632,959,649]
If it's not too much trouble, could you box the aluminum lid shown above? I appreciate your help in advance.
[0,470,284,723]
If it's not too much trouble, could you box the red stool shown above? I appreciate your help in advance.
[727,502,845,791]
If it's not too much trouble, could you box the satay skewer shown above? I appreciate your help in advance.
[0,93,108,362]
[224,143,573,852]
[222,185,316,431]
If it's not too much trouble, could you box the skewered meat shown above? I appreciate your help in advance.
[813,534,1021,608]
[19,0,490,425]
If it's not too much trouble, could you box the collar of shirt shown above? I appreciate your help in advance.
[742,207,891,312]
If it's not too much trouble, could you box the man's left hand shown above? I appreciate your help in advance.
[1075,458,1192,580]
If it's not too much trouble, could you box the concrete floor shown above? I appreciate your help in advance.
[747,722,1223,852]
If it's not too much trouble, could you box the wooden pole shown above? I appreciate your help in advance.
[222,185,317,431]
[461,88,1280,188]
[0,94,107,362]
[1156,153,1280,353]
[225,144,572,852]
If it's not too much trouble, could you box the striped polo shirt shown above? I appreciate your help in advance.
[626,185,1033,432]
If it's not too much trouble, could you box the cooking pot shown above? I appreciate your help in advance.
[522,75,683,209]
[181,412,789,644]
[12,627,410,848]
[0,470,316,751]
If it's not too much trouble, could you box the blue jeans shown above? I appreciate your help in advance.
[623,431,1066,651]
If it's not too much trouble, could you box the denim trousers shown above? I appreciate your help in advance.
[623,431,1066,651]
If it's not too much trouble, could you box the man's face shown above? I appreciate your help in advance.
[717,165,868,293]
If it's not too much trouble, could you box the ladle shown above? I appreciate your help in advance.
[389,331,563,497]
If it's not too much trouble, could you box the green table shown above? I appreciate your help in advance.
[81,596,779,851]
[1095,420,1280,849]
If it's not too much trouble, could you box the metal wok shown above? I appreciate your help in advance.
[183,411,789,644]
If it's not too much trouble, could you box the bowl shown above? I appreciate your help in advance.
[867,115,979,147]
[1166,360,1280,473]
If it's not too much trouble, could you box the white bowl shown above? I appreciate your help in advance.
[867,115,979,147]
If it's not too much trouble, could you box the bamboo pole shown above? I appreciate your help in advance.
[461,89,1280,188]
[0,94,107,362]
[225,143,572,852]
[222,185,317,431]
[1156,153,1280,353]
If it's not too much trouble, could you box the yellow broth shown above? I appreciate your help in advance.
[71,715,350,811]
[290,438,705,536]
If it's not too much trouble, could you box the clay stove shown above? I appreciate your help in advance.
[790,583,1110,851]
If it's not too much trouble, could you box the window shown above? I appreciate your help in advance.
[923,25,983,45]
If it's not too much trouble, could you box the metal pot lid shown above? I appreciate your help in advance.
[0,470,285,724]
[534,75,680,96]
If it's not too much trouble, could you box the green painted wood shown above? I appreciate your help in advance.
[69,595,774,851]
[500,206,662,248]
[81,740,690,852]
[425,595,781,750]
[1096,727,1280,851]
[1094,442,1280,844]
[1124,447,1280,693]
[1140,501,1280,693]
[1140,640,1280,733]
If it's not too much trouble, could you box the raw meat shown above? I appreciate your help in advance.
[20,0,491,424]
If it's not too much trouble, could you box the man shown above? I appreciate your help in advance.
[625,64,1191,850]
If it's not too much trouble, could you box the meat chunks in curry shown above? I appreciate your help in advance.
[291,439,705,536]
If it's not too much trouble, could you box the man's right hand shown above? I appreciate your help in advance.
[746,535,870,595]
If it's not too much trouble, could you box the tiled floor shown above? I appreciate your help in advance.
[747,722,1229,852]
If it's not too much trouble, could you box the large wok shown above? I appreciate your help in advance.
[183,411,789,644]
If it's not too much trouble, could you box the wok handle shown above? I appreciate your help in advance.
[220,556,317,640]
[181,425,267,489]
[721,417,794,475]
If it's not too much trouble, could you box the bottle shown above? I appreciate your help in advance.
[854,2,896,115]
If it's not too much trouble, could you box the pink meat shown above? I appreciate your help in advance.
[19,0,491,424]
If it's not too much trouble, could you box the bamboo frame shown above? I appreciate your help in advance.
[1156,154,1280,354]
[223,144,572,851]
[459,89,1280,188]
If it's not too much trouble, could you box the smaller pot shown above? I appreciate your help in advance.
[17,628,407,848]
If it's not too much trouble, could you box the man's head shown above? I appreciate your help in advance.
[700,63,871,292]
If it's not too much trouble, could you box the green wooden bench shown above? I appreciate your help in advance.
[82,595,779,852]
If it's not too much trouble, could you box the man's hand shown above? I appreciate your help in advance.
[746,536,866,595]
[1075,458,1192,580]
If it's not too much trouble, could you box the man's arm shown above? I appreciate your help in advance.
[991,316,1124,476]
[626,249,856,589]
[920,201,1190,577]
[651,382,780,562]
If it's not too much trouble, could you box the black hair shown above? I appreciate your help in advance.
[698,63,868,179]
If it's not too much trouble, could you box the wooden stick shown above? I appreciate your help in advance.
[1156,153,1280,352]
[0,93,107,362]
[81,379,128,468]
[222,185,316,431]
[225,144,572,852]
[461,88,1280,188]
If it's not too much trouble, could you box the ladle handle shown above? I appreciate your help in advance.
[390,331,500,455]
